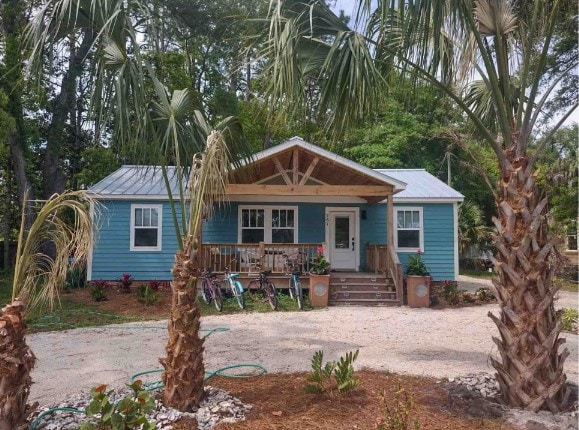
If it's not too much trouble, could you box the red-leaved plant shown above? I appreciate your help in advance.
[119,273,133,293]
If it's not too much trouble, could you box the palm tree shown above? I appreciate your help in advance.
[0,191,94,430]
[25,0,249,411]
[262,0,577,411]
[458,200,491,256]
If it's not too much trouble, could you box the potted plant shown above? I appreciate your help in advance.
[309,246,331,306]
[406,250,431,308]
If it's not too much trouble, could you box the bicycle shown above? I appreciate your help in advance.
[284,252,305,310]
[247,267,278,311]
[200,269,223,312]
[222,262,245,309]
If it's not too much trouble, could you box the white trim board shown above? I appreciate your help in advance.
[237,205,299,243]
[87,201,95,281]
[453,202,459,280]
[394,206,424,253]
[130,204,163,251]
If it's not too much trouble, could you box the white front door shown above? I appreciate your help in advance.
[327,209,358,271]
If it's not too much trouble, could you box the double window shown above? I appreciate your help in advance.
[394,207,423,252]
[239,206,297,243]
[130,204,162,251]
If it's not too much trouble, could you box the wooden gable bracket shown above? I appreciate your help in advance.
[299,156,320,186]
[273,157,292,185]
[292,148,299,185]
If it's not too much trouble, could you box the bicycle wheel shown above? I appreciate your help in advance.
[247,280,260,302]
[266,281,278,311]
[201,279,211,304]
[288,277,295,300]
[234,281,245,309]
[295,280,303,310]
[213,284,223,312]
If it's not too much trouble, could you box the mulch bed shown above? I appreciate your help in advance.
[172,371,514,430]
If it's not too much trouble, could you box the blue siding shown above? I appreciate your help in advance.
[91,200,456,281]
[91,200,180,281]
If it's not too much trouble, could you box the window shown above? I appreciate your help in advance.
[239,206,297,243]
[395,207,423,251]
[130,204,162,251]
[567,221,578,251]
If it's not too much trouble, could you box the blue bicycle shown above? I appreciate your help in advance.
[284,253,305,310]
[222,263,245,309]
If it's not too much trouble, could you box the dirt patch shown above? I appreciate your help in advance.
[65,285,173,319]
[170,371,514,429]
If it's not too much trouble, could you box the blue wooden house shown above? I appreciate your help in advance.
[87,137,463,305]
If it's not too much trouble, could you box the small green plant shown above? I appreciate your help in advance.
[442,281,459,305]
[376,385,420,430]
[136,284,160,306]
[66,265,87,290]
[559,308,578,333]
[91,281,108,302]
[80,380,156,430]
[148,280,162,291]
[475,287,494,302]
[461,292,475,303]
[310,246,331,275]
[305,349,360,396]
[406,251,429,276]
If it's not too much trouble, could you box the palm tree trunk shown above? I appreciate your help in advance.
[0,301,36,430]
[489,154,570,412]
[160,240,205,410]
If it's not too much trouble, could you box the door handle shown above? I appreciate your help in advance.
[351,237,355,251]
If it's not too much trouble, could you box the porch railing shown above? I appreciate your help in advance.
[200,242,321,274]
[366,244,403,300]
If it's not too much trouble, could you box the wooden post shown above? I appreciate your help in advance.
[259,241,265,270]
[387,195,394,251]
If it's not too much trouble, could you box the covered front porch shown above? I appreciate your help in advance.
[199,137,405,304]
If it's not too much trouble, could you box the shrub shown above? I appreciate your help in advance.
[376,385,420,430]
[136,284,160,306]
[310,246,330,275]
[119,273,133,293]
[442,281,460,305]
[305,349,360,396]
[80,380,156,430]
[91,281,108,302]
[148,280,162,291]
[475,287,494,302]
[66,265,87,290]
[559,308,578,333]
[406,251,429,276]
[461,292,475,303]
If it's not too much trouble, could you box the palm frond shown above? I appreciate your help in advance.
[12,191,97,315]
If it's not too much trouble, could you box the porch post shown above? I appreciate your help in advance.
[387,195,394,252]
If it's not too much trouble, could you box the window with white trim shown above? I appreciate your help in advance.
[239,206,297,243]
[395,207,423,251]
[131,204,162,251]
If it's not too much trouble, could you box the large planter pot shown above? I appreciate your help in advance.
[309,274,330,307]
[406,275,430,308]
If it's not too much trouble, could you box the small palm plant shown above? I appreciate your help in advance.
[0,191,95,429]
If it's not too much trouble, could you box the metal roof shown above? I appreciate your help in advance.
[375,169,464,202]
[88,166,183,197]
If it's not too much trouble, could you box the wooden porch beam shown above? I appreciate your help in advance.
[273,157,292,185]
[387,195,394,248]
[292,148,299,185]
[227,184,393,196]
[299,157,320,185]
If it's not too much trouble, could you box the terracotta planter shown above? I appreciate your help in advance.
[309,274,330,307]
[406,275,430,308]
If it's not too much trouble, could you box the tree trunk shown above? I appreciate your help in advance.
[160,239,205,410]
[0,301,37,430]
[43,30,94,198]
[489,154,570,412]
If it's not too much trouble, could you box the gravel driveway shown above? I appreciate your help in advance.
[29,299,578,407]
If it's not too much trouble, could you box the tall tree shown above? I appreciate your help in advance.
[262,0,577,411]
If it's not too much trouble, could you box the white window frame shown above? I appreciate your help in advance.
[394,207,424,252]
[238,206,298,243]
[130,204,163,251]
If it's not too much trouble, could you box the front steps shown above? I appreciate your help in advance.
[329,273,400,306]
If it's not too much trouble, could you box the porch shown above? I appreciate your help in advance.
[199,242,403,305]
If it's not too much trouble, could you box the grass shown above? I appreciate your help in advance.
[198,290,312,315]
[554,277,579,292]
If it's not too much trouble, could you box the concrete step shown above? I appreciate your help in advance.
[328,298,401,306]
[330,275,391,285]
[330,290,397,300]
[330,283,393,292]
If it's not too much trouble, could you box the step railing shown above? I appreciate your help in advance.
[200,242,321,274]
[366,243,403,301]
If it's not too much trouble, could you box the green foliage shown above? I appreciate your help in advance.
[80,380,156,430]
[76,147,120,189]
[457,201,491,256]
[406,253,429,276]
[559,308,578,333]
[475,287,494,303]
[91,281,108,302]
[66,265,87,290]
[442,281,460,305]
[305,349,360,396]
[461,292,475,303]
[377,385,420,430]
[136,285,160,306]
